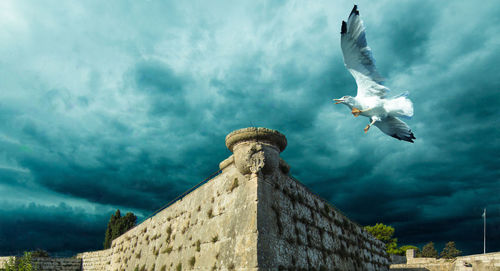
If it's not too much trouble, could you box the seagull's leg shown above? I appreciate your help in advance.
[351,107,362,117]
[364,118,377,133]
[352,107,373,117]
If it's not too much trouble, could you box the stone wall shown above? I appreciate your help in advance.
[32,258,81,271]
[454,252,500,271]
[102,162,257,271]
[391,254,407,264]
[0,256,81,271]
[70,127,390,270]
[76,249,112,271]
[230,127,389,270]
[1,127,392,271]
[257,162,389,270]
[0,257,12,269]
[390,249,500,271]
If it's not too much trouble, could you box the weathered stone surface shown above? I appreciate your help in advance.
[77,249,112,271]
[391,250,500,271]
[0,257,81,271]
[225,127,287,152]
[77,127,390,270]
[256,157,390,270]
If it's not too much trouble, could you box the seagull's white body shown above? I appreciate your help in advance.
[334,5,416,143]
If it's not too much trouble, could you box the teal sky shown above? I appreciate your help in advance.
[0,0,499,256]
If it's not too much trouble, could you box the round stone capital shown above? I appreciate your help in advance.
[225,127,287,153]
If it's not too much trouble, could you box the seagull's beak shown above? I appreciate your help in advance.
[333,99,343,104]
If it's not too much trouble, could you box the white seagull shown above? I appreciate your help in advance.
[334,5,416,143]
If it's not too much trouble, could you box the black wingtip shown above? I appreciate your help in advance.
[341,21,347,34]
[350,5,359,16]
[391,131,416,143]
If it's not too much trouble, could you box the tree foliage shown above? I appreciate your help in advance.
[103,209,137,249]
[364,223,401,255]
[440,241,461,259]
[420,241,438,258]
[4,252,36,271]
[30,249,49,258]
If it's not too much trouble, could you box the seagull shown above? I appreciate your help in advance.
[333,5,416,143]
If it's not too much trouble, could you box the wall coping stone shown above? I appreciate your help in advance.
[225,127,287,152]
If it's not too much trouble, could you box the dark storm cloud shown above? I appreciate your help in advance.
[132,60,190,115]
[0,202,113,256]
[0,0,498,256]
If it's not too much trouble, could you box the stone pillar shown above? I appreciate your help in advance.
[406,249,415,263]
[225,127,288,178]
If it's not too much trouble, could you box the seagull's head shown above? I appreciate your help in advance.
[333,95,355,108]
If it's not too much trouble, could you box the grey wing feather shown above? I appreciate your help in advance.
[341,5,388,98]
[374,116,416,143]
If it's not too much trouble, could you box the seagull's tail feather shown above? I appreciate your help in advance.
[385,95,414,119]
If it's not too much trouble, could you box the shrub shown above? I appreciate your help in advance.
[4,252,36,271]
[176,263,182,271]
[30,249,50,258]
[230,178,239,192]
[162,246,173,254]
[196,240,201,252]
[189,256,196,267]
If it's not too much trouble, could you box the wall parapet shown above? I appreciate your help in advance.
[0,256,81,271]
[390,250,500,271]
[76,249,112,271]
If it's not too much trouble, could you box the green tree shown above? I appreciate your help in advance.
[440,241,461,259]
[364,223,402,255]
[30,249,49,258]
[103,209,137,249]
[4,252,36,271]
[420,241,438,258]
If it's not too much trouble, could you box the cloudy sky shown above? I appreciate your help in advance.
[1,0,499,256]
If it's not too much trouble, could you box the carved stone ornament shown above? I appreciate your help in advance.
[225,127,287,175]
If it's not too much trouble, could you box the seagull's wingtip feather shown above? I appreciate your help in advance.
[391,131,416,143]
[341,21,347,34]
[350,5,359,17]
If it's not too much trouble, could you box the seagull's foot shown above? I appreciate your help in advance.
[364,125,370,133]
[352,107,362,117]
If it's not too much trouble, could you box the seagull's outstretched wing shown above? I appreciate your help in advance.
[374,116,416,143]
[341,5,388,98]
